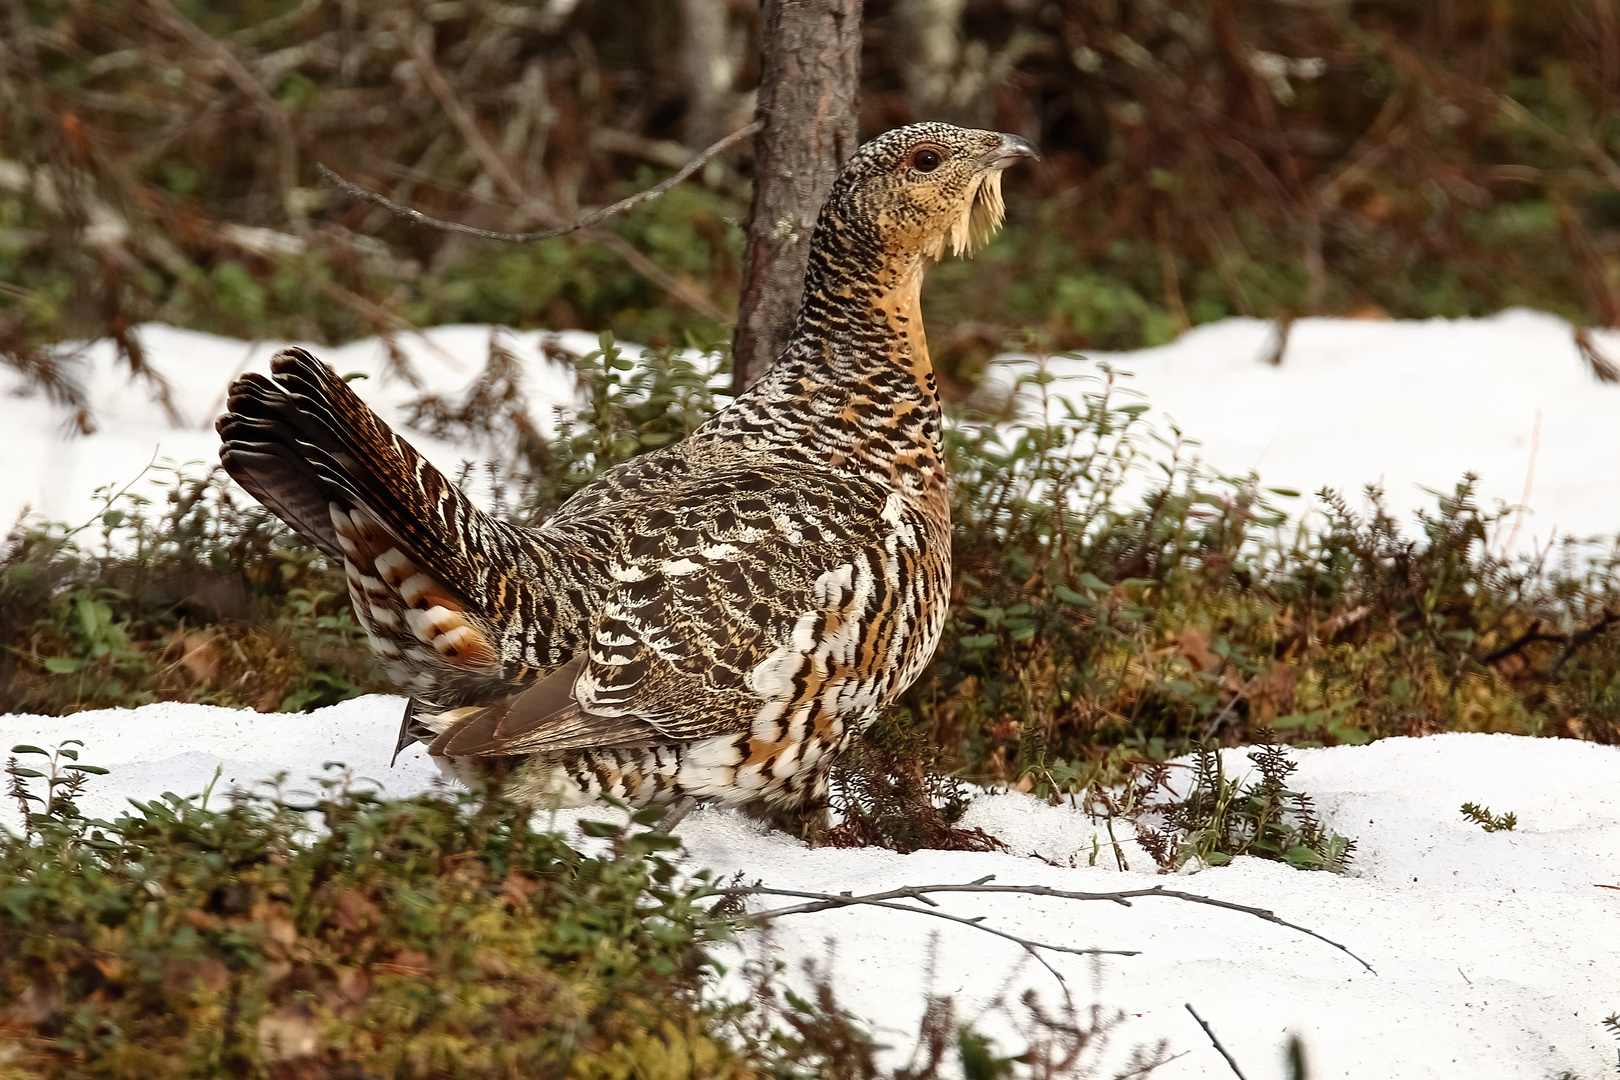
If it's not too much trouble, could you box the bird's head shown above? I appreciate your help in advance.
[819,123,1038,270]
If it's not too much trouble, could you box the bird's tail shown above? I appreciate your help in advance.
[217,348,504,682]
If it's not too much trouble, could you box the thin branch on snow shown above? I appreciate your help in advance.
[316,121,760,246]
[716,874,1376,979]
[740,884,1136,989]
[1184,1004,1250,1080]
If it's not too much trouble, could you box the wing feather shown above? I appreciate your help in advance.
[435,463,928,760]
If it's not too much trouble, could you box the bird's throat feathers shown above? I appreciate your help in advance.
[871,260,933,389]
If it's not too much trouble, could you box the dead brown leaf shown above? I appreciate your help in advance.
[180,633,223,684]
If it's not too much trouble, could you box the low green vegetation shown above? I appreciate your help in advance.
[0,747,1175,1080]
[1459,803,1519,833]
[7,335,1620,786]
[1051,739,1358,875]
[0,746,763,1078]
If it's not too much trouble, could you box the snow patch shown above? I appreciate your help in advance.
[3,698,1617,1078]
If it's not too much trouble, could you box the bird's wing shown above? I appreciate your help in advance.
[428,464,935,759]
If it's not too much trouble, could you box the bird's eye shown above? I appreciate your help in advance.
[912,148,943,173]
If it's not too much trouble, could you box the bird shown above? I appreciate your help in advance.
[216,123,1037,820]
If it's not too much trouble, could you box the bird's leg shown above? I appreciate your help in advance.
[652,795,699,835]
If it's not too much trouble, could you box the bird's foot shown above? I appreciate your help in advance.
[651,795,699,835]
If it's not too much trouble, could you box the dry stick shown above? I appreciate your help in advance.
[744,888,1137,990]
[314,128,748,323]
[1184,1004,1250,1080]
[316,122,759,246]
[371,23,737,323]
[1503,408,1542,557]
[720,875,1376,975]
[1201,672,1265,742]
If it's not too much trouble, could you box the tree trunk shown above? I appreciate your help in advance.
[731,0,862,394]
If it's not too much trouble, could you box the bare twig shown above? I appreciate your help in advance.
[1478,619,1556,666]
[1201,672,1265,741]
[350,20,742,323]
[716,875,1376,975]
[1475,608,1620,674]
[315,119,752,325]
[1185,1004,1250,1080]
[1552,608,1620,675]
[317,122,759,247]
[728,879,1137,990]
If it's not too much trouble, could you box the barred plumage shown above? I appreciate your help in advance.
[217,123,1036,814]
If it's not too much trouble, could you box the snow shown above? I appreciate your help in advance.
[5,314,1620,1074]
[0,323,596,535]
[3,696,1617,1079]
[991,309,1620,552]
[8,310,1620,550]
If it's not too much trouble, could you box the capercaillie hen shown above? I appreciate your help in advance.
[217,123,1036,817]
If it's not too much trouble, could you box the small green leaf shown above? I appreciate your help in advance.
[577,819,621,838]
[1053,584,1091,607]
[9,745,48,756]
[42,656,84,674]
[1285,846,1326,869]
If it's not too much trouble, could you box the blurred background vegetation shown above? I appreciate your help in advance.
[4,0,1620,403]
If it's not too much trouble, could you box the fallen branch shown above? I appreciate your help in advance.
[316,121,759,247]
[1184,1004,1250,1080]
[715,874,1376,980]
[727,878,1139,990]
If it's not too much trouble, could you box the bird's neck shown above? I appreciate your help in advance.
[715,234,948,518]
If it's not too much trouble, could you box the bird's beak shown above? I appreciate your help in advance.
[983,133,1039,171]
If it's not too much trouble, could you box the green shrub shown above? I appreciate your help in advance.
[1459,803,1518,833]
[0,747,1177,1079]
[0,750,754,1079]
[0,464,386,716]
[909,353,1620,790]
[9,338,1620,799]
[1130,743,1357,874]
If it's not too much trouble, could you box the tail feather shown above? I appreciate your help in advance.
[218,348,479,594]
[217,371,350,557]
[218,348,508,692]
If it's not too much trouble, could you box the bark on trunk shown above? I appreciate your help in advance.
[731,0,862,394]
